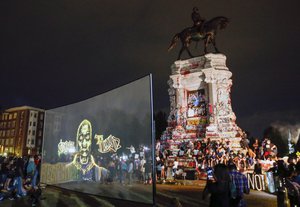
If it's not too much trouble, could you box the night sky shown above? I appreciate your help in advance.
[1,1,300,137]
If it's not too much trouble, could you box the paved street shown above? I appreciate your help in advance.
[0,180,276,207]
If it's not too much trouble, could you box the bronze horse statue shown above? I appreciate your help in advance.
[168,16,229,60]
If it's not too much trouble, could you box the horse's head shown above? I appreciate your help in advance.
[219,17,229,30]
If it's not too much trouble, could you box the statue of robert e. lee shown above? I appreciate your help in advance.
[168,7,229,60]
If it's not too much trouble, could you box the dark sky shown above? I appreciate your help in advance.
[1,0,300,137]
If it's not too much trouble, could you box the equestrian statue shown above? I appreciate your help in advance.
[168,7,229,60]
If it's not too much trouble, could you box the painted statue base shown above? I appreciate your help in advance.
[163,53,243,152]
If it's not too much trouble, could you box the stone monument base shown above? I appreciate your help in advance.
[161,54,244,162]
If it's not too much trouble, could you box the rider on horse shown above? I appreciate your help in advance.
[167,7,229,59]
[191,7,205,35]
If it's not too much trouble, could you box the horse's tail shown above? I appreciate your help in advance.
[167,33,179,52]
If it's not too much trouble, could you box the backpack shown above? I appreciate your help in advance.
[230,175,237,199]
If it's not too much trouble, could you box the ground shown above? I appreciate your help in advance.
[0,180,276,207]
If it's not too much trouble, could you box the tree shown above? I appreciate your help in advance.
[154,111,168,140]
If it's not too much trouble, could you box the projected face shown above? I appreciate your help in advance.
[77,120,92,164]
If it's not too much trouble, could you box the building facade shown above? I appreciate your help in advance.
[0,106,45,157]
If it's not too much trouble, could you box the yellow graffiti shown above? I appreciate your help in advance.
[62,119,119,175]
[95,134,121,153]
[41,163,79,184]
[67,153,103,175]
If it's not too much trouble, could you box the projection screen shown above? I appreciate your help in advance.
[41,75,154,204]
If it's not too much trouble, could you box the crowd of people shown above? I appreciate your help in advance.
[0,155,42,205]
[3,137,300,206]
[157,135,300,207]
[264,156,300,207]
[95,153,153,186]
[156,136,279,181]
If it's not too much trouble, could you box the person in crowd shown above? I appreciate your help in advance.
[254,159,262,174]
[133,157,140,180]
[204,164,230,207]
[1,158,9,188]
[14,157,26,197]
[277,159,289,178]
[285,164,300,206]
[294,162,300,185]
[246,153,254,169]
[127,159,134,185]
[252,138,260,158]
[26,156,36,181]
[5,158,15,191]
[120,159,127,185]
[156,159,162,180]
[238,154,246,173]
[32,155,41,188]
[140,157,146,182]
[160,159,166,181]
[144,159,152,184]
[107,160,116,183]
[100,167,109,184]
[264,139,277,159]
[172,158,179,177]
[0,155,45,203]
[240,136,249,149]
[178,146,185,157]
[162,148,169,160]
[229,163,250,207]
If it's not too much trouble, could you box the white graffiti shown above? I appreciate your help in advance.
[58,139,75,156]
[247,173,265,191]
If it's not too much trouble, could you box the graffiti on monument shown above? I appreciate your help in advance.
[185,89,208,137]
[187,89,207,118]
[216,86,231,117]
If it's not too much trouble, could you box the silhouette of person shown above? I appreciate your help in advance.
[191,7,205,34]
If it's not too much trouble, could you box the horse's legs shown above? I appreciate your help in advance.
[186,47,194,58]
[204,36,210,54]
[178,46,185,60]
[184,38,194,58]
[178,45,193,59]
[177,36,188,60]
[211,37,220,53]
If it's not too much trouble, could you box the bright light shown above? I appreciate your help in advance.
[122,155,128,161]
[68,147,76,154]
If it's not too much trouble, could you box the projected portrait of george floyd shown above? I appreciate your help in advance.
[67,119,102,179]
[67,119,122,180]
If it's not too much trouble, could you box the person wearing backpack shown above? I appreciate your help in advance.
[26,156,36,190]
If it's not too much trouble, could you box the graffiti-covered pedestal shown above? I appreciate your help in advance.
[162,54,243,161]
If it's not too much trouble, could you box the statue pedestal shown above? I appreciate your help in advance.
[162,54,243,152]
